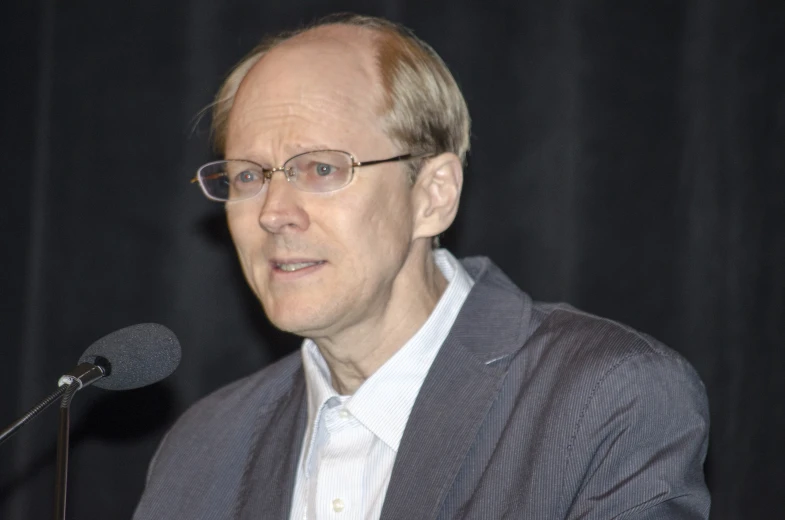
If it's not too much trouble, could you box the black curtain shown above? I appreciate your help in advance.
[2,1,783,518]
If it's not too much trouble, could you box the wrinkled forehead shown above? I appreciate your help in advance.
[227,27,386,141]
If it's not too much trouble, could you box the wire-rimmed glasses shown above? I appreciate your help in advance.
[192,150,432,202]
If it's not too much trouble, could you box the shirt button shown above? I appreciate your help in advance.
[332,498,345,512]
[338,409,350,419]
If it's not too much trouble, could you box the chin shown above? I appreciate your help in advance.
[267,315,332,339]
[260,296,334,338]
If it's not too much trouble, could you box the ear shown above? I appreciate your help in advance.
[411,152,463,241]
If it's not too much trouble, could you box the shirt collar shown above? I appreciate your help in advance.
[300,249,475,459]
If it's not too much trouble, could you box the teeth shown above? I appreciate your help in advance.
[277,262,320,272]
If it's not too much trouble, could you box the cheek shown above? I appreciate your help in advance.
[226,207,261,265]
[347,182,414,260]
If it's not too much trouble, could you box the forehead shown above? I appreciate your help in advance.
[226,26,387,156]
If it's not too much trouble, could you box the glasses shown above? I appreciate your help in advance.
[192,150,432,202]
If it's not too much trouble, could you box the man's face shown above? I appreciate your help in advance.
[224,29,423,343]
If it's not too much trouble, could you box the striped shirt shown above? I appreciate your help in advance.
[289,249,475,520]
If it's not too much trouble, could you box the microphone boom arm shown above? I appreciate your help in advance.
[0,362,106,446]
[0,386,69,445]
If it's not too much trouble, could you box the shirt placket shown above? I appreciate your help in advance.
[312,400,370,519]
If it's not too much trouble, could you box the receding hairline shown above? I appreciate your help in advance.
[241,25,385,106]
[274,22,382,49]
[212,20,431,154]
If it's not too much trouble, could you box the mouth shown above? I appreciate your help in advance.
[272,260,326,273]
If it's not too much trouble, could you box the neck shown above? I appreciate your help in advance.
[313,249,448,395]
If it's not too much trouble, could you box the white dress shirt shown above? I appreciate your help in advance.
[288,249,475,520]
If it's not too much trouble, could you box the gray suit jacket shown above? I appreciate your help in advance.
[134,257,710,519]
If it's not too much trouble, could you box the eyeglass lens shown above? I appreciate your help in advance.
[198,150,355,201]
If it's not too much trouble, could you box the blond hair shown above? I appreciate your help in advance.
[210,13,470,181]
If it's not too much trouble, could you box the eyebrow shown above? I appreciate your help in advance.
[227,143,341,166]
[285,143,336,155]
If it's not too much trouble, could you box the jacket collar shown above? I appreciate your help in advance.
[381,256,533,520]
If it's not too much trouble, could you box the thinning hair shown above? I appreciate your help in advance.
[209,13,471,182]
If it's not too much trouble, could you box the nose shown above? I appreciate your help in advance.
[257,172,310,234]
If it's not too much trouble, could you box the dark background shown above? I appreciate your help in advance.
[2,0,783,518]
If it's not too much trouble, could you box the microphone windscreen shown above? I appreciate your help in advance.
[78,323,181,390]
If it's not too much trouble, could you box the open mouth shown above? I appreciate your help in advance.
[274,261,325,272]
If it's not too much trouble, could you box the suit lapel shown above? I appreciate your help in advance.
[234,369,308,520]
[380,258,533,520]
[380,337,508,520]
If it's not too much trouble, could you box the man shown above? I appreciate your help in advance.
[134,14,710,519]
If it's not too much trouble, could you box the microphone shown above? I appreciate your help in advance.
[62,323,181,391]
[0,323,181,445]
[1,323,181,520]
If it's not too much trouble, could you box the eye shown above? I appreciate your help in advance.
[287,151,352,192]
[236,170,259,183]
[313,163,337,177]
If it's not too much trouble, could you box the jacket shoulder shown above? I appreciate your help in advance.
[517,304,710,517]
[133,351,305,519]
[168,349,303,433]
[530,302,698,373]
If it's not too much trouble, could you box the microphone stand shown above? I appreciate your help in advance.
[51,363,104,520]
[0,363,105,446]
[0,386,69,445]
[54,382,78,520]
[0,363,105,519]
